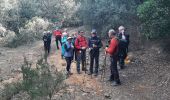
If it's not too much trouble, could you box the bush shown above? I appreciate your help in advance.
[21,57,65,99]
[137,0,170,39]
[0,57,65,100]
[5,17,51,48]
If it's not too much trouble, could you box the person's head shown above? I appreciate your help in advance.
[79,31,85,36]
[64,28,67,32]
[47,31,51,34]
[56,27,59,30]
[91,29,97,37]
[43,31,47,35]
[108,29,116,38]
[73,32,78,37]
[67,36,72,43]
[118,26,125,33]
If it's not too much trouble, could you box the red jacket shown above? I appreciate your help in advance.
[75,35,88,50]
[53,30,62,37]
[106,37,119,55]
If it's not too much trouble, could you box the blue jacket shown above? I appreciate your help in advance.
[64,41,73,57]
[61,36,67,56]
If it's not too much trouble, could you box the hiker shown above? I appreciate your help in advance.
[64,36,74,75]
[117,26,130,69]
[53,27,62,49]
[71,32,78,61]
[105,29,121,86]
[61,30,68,59]
[88,29,103,76]
[75,31,88,74]
[43,31,52,55]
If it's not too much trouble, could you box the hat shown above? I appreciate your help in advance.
[91,29,97,34]
[67,36,73,40]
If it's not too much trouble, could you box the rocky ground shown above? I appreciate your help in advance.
[0,27,170,100]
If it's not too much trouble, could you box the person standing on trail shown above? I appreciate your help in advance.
[61,29,68,59]
[71,32,78,61]
[117,26,130,69]
[105,29,121,86]
[43,31,52,55]
[75,31,88,74]
[64,36,74,75]
[53,27,62,50]
[88,29,103,76]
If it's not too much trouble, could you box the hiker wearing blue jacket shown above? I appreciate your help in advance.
[61,31,68,59]
[64,37,74,75]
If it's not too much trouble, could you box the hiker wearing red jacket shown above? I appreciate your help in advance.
[105,29,121,86]
[53,27,62,49]
[75,31,88,74]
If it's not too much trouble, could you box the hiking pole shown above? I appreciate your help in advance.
[101,53,107,81]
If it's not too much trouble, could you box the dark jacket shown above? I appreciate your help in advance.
[43,33,52,47]
[88,36,103,51]
[117,32,129,49]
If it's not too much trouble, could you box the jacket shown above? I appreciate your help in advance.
[64,41,73,57]
[61,36,67,56]
[106,37,119,56]
[88,36,102,51]
[53,30,62,37]
[75,35,88,50]
[117,32,129,48]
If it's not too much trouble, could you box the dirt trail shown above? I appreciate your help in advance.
[0,27,170,100]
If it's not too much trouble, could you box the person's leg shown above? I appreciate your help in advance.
[109,57,114,81]
[55,37,59,49]
[65,57,70,72]
[112,56,121,85]
[81,50,87,71]
[76,52,81,73]
[94,51,99,75]
[59,36,62,47]
[89,51,94,74]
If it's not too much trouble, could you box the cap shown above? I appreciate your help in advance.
[67,36,73,40]
[91,29,97,34]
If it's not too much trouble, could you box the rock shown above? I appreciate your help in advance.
[104,93,111,99]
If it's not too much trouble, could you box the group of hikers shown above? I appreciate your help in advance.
[43,26,129,86]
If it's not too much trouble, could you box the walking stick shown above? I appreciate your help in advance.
[101,54,107,81]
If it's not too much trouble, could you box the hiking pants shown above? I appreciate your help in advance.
[110,56,120,83]
[76,50,86,72]
[118,47,127,67]
[89,50,99,74]
[65,57,72,72]
[44,41,51,54]
[55,36,62,49]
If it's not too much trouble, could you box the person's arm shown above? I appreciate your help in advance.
[97,38,103,48]
[64,44,71,52]
[106,39,117,55]
[88,38,92,48]
[75,38,81,49]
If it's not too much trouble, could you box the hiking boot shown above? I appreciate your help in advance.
[82,68,88,71]
[88,72,92,75]
[77,71,81,74]
[112,81,121,86]
[94,73,98,77]
[68,71,73,75]
[108,78,114,82]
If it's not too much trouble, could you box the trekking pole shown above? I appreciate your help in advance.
[101,54,107,81]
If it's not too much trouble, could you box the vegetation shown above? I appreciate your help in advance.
[137,0,170,39]
[0,57,65,100]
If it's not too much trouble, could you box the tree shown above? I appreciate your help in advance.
[137,0,170,39]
